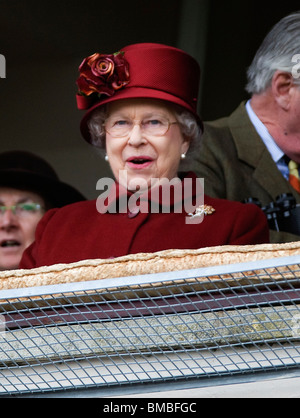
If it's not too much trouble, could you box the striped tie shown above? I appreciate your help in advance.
[288,160,300,193]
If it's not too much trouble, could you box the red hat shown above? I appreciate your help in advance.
[76,43,201,143]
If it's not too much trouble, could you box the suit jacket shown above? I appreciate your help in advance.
[20,172,269,269]
[191,101,300,242]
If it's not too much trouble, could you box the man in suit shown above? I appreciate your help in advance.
[191,11,300,243]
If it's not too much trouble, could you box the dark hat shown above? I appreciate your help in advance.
[76,42,202,143]
[0,150,86,208]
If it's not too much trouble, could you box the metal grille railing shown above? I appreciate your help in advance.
[0,254,299,396]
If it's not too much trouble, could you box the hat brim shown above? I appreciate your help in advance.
[80,86,203,143]
[0,170,85,208]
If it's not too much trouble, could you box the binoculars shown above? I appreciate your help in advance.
[244,193,300,235]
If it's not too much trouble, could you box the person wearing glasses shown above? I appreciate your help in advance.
[0,150,85,270]
[20,43,269,269]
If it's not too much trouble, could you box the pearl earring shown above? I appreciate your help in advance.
[181,153,186,160]
[105,154,109,162]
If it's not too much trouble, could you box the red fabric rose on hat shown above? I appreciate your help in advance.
[76,52,130,109]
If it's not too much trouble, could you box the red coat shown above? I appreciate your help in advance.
[20,173,269,269]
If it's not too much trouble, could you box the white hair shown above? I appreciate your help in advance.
[246,11,300,94]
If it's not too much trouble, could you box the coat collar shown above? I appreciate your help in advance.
[229,101,268,165]
[228,101,294,197]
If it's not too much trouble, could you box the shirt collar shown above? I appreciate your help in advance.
[245,100,284,163]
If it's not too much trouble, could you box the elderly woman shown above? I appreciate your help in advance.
[20,43,269,269]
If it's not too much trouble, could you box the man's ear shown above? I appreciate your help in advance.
[271,70,294,110]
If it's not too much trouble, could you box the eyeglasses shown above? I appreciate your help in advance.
[0,203,44,217]
[104,116,178,138]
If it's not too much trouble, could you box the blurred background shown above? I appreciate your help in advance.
[0,0,299,199]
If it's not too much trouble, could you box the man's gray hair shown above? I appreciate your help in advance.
[246,11,300,95]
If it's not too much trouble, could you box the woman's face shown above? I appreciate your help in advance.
[105,99,190,191]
